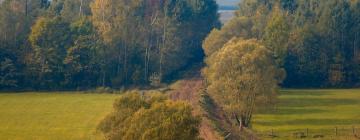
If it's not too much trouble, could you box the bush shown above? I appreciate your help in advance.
[97,91,201,140]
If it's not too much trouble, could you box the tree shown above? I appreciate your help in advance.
[0,0,48,89]
[280,0,297,12]
[263,6,290,83]
[317,0,352,86]
[203,38,279,129]
[91,0,220,86]
[97,91,201,140]
[63,17,104,88]
[351,0,360,85]
[263,6,290,67]
[203,16,254,57]
[0,58,19,89]
[237,0,271,17]
[0,0,45,51]
[284,25,329,87]
[28,17,71,89]
[48,0,93,22]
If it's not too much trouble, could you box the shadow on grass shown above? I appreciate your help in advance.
[280,90,333,96]
[256,118,360,126]
[258,108,328,115]
[278,98,359,108]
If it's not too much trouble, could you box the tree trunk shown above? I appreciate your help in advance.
[79,0,83,17]
[101,0,105,22]
[159,33,164,83]
[102,71,106,87]
[159,7,168,83]
[25,0,28,16]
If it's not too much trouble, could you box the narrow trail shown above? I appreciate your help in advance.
[169,78,222,140]
[168,77,259,140]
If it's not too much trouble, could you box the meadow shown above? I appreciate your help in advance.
[0,89,359,140]
[0,93,118,140]
[253,89,360,139]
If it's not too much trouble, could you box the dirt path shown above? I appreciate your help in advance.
[169,78,222,140]
[168,78,259,140]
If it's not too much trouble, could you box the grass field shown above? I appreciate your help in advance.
[253,89,360,139]
[0,89,359,140]
[0,93,118,140]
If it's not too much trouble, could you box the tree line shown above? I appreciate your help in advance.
[0,0,220,90]
[204,0,360,88]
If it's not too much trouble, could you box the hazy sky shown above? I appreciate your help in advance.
[216,0,241,6]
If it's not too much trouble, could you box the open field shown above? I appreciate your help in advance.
[0,89,359,140]
[0,93,118,140]
[253,89,360,139]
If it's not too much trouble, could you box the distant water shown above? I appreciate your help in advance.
[218,1,238,24]
[219,5,238,11]
[219,10,235,24]
[216,0,241,6]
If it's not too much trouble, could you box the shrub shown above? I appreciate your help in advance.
[98,91,201,140]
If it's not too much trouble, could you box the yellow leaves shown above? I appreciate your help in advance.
[203,16,254,57]
[204,38,279,123]
[203,28,222,56]
[98,91,201,140]
[29,17,47,46]
[90,0,114,43]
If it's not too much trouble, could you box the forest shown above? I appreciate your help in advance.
[0,0,359,90]
[0,0,360,90]
[0,0,360,140]
[0,0,219,90]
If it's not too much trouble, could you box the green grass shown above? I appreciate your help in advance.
[0,89,359,140]
[253,89,360,139]
[0,92,118,140]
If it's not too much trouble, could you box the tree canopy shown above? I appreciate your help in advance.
[0,0,219,90]
[204,0,360,88]
[203,38,279,128]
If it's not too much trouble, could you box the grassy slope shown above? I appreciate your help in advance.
[253,89,360,139]
[0,93,118,140]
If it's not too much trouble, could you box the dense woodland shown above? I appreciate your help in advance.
[1,0,360,139]
[0,0,219,90]
[204,0,360,88]
[0,0,360,91]
[200,0,360,135]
